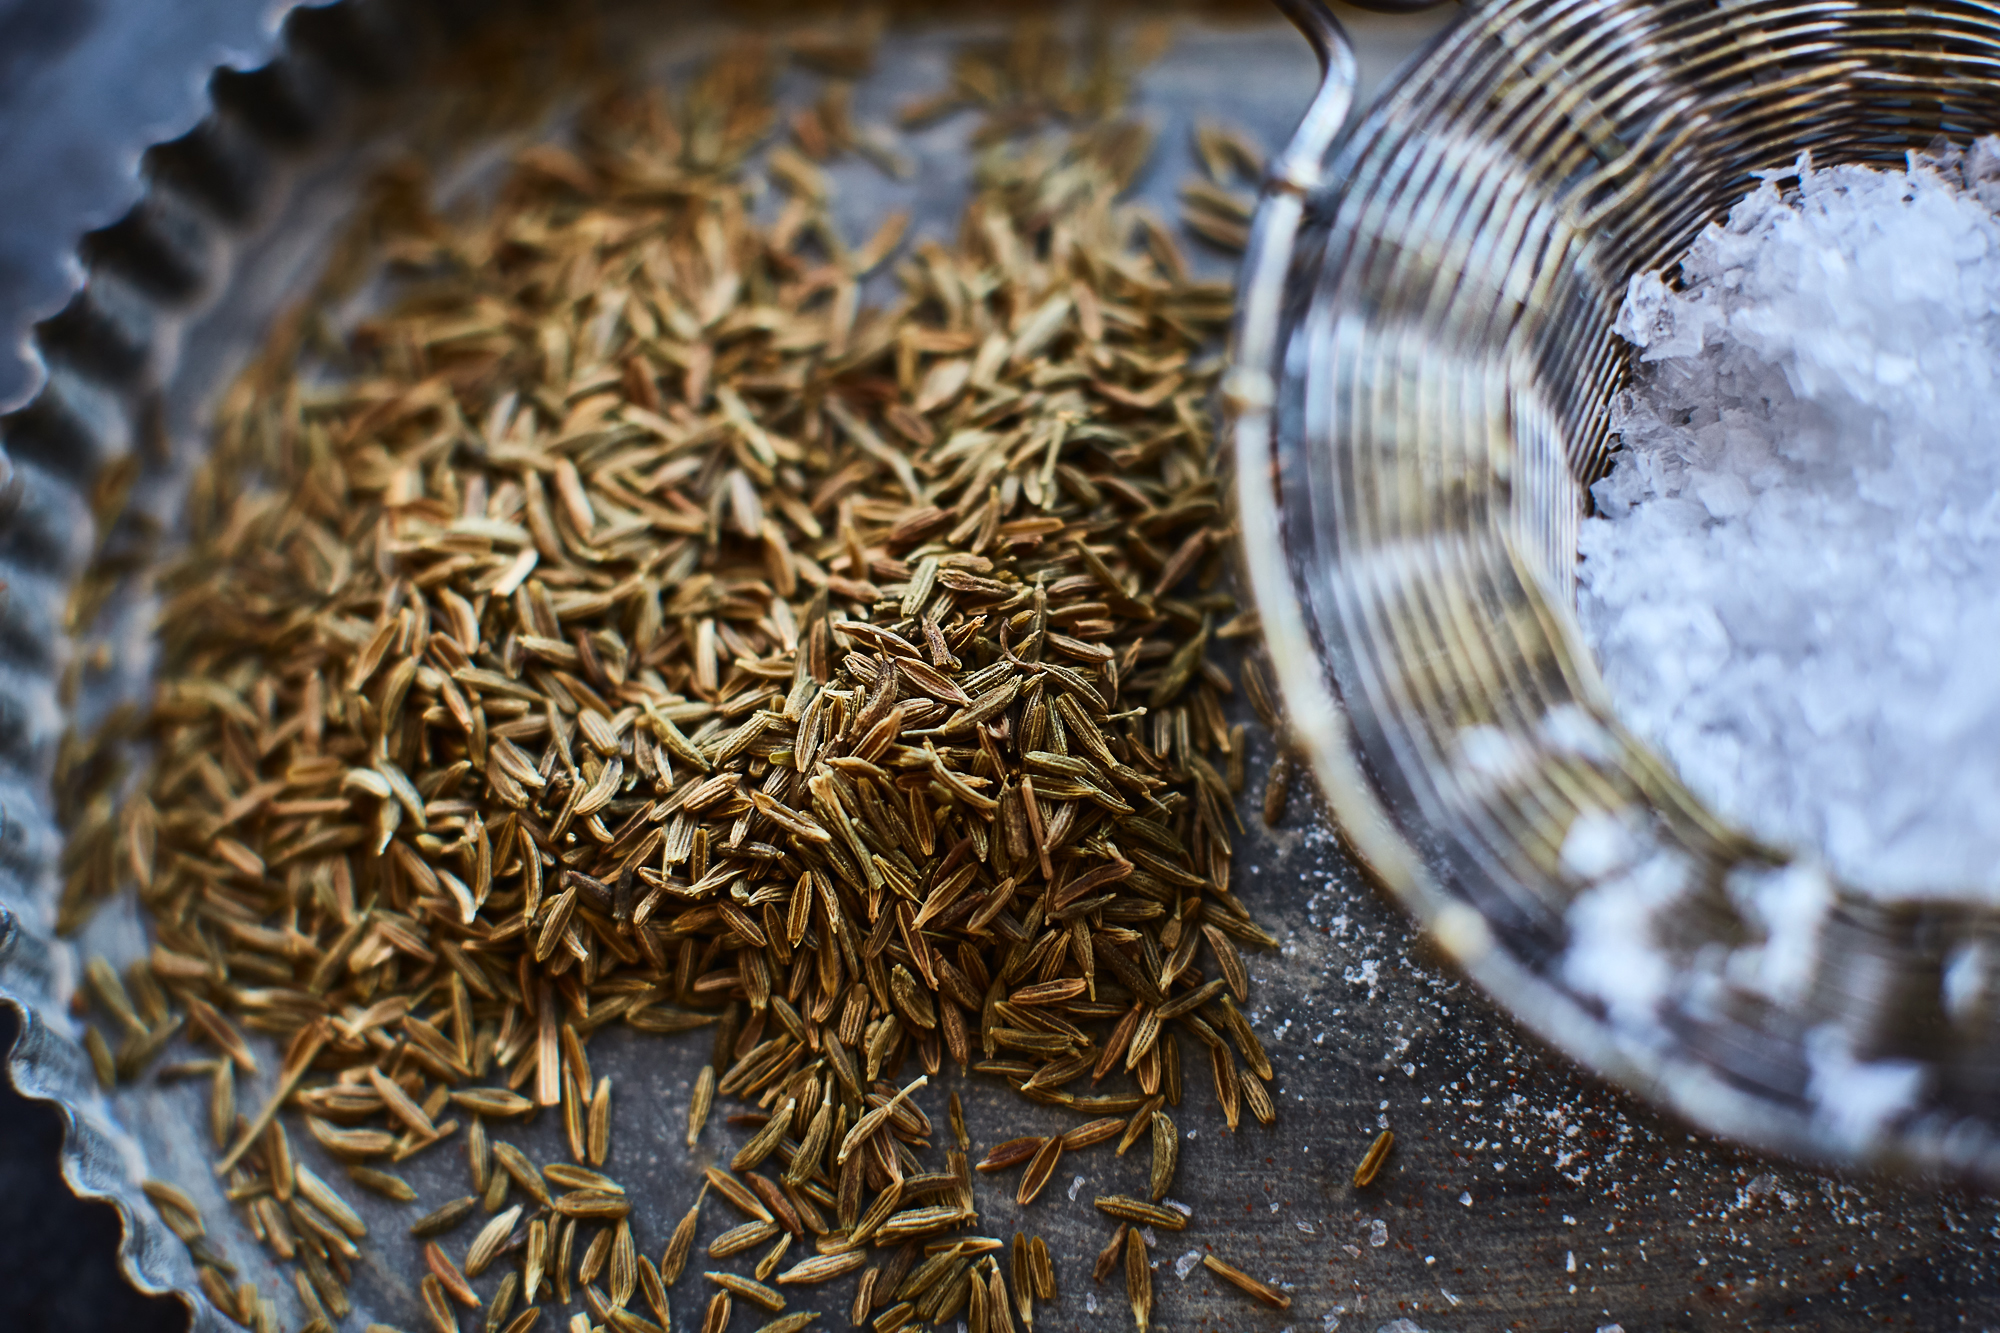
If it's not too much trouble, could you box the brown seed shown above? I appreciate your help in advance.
[452,1087,536,1118]
[662,1189,705,1284]
[1029,1236,1055,1299]
[1242,1068,1276,1125]
[411,1196,477,1238]
[142,1180,203,1243]
[1094,1196,1189,1231]
[1016,1135,1064,1206]
[702,1292,732,1333]
[1217,997,1276,1083]
[1202,924,1249,1003]
[265,1121,296,1202]
[543,1164,622,1194]
[421,1273,457,1333]
[637,1254,670,1328]
[348,1166,417,1202]
[425,1240,480,1308]
[853,1267,880,1324]
[1210,1041,1242,1132]
[587,1077,612,1166]
[1148,1113,1177,1202]
[1116,1096,1164,1157]
[966,1261,991,1331]
[465,1204,522,1278]
[1353,1128,1395,1188]
[835,1073,926,1164]
[1263,751,1294,827]
[1093,1226,1127,1284]
[465,1113,490,1195]
[755,1227,790,1285]
[785,1083,834,1188]
[550,1189,630,1220]
[524,1217,549,1304]
[491,1144,553,1209]
[704,1167,771,1223]
[294,1165,365,1240]
[1060,1117,1125,1151]
[206,1057,231,1147]
[733,1098,796,1172]
[482,1161,511,1213]
[976,1136,1046,1173]
[709,1270,786,1312]
[750,1314,820,1333]
[555,1217,575,1306]
[486,1271,520,1333]
[777,1251,867,1285]
[1201,1254,1292,1310]
[576,1216,612,1288]
[1009,1235,1033,1322]
[1123,1225,1151,1332]
[710,1219,781,1259]
[687,1065,715,1147]
[948,1091,969,1150]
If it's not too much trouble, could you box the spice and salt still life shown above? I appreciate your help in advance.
[57,25,1309,1333]
[41,2,2000,1330]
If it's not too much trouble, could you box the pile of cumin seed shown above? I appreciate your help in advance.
[65,24,1306,1333]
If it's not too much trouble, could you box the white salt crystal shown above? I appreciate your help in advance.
[1174,1249,1203,1279]
[1578,142,2000,898]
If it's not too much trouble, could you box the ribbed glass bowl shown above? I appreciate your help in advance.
[1233,0,2000,1182]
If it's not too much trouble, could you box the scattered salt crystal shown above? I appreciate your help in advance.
[1067,1174,1086,1202]
[1368,1218,1388,1247]
[1580,142,2000,899]
[1175,1250,1203,1279]
[1163,1198,1193,1217]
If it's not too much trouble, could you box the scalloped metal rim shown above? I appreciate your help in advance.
[1231,0,1995,1187]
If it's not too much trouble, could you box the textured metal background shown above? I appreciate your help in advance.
[0,4,1995,1332]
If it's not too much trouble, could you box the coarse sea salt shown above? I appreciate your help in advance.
[1578,142,2000,898]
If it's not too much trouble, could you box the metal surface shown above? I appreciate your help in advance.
[0,3,1995,1331]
